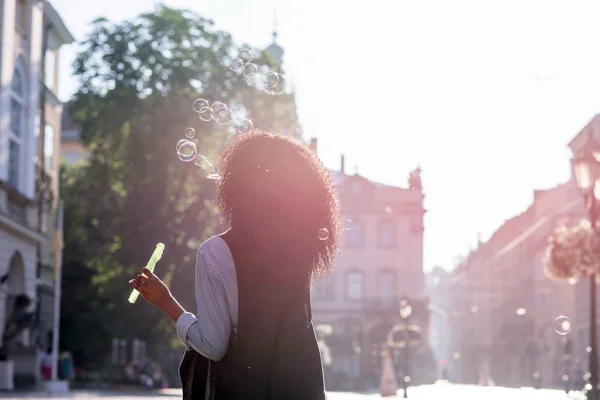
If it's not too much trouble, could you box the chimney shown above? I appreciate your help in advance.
[340,155,345,174]
[309,138,317,154]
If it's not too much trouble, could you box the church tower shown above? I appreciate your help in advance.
[264,9,284,66]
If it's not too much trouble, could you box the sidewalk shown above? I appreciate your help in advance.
[0,388,183,399]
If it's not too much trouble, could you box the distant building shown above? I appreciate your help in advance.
[0,0,73,389]
[60,105,86,165]
[445,115,600,387]
[308,138,432,390]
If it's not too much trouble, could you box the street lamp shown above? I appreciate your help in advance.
[388,298,420,398]
[400,299,412,399]
[564,336,573,394]
[572,134,600,400]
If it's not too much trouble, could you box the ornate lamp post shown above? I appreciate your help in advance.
[572,136,600,400]
[399,300,412,399]
[388,298,420,399]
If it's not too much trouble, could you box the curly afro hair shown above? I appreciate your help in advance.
[217,130,340,281]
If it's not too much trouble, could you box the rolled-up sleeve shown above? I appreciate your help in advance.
[175,312,197,346]
[175,247,232,361]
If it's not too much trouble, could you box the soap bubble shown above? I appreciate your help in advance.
[193,98,209,113]
[214,107,233,125]
[185,127,195,139]
[343,219,353,231]
[176,139,188,152]
[318,228,330,241]
[265,73,286,95]
[553,315,572,335]
[233,119,253,134]
[263,71,280,90]
[229,58,244,73]
[198,107,214,122]
[211,101,227,112]
[194,155,222,180]
[243,63,259,77]
[177,140,196,162]
[239,48,252,64]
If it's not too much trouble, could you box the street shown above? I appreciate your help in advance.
[0,383,585,399]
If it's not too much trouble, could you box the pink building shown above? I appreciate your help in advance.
[308,139,432,389]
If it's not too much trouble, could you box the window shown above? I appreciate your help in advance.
[8,141,20,188]
[378,220,397,248]
[346,219,365,248]
[378,270,397,307]
[9,64,25,189]
[347,271,364,301]
[44,124,55,171]
[313,276,335,302]
[45,49,56,90]
[33,113,40,164]
[15,0,26,33]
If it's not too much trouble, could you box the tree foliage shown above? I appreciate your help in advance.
[60,4,302,369]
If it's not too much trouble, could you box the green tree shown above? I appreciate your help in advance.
[61,4,302,369]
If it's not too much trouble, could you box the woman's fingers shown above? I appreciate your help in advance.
[136,274,150,286]
[140,267,156,281]
[129,279,144,294]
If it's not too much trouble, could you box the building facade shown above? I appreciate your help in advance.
[445,115,600,388]
[308,140,433,390]
[448,181,583,387]
[0,0,73,388]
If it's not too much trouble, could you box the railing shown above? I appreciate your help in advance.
[0,181,35,227]
[313,296,409,311]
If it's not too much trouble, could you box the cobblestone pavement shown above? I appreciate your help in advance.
[0,383,586,399]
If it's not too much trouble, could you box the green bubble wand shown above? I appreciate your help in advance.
[128,242,165,304]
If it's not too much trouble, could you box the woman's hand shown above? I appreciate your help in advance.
[129,267,172,310]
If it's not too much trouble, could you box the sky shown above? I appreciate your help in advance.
[50,0,600,272]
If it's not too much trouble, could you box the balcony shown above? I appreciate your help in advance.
[0,181,35,228]
[313,296,424,317]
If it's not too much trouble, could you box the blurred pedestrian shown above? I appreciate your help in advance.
[40,348,52,381]
[58,351,74,381]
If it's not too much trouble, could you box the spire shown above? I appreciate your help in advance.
[265,6,284,66]
[272,7,278,43]
[409,165,423,192]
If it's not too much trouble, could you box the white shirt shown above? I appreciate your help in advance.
[175,236,239,361]
[41,352,53,368]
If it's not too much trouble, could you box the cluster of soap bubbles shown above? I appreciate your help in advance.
[176,128,221,180]
[229,48,287,96]
[192,98,254,135]
[317,219,353,241]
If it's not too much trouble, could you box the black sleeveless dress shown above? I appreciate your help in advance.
[179,231,326,400]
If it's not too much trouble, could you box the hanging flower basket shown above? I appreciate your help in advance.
[544,219,600,280]
[387,324,421,348]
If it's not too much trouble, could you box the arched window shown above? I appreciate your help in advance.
[8,62,26,189]
[347,271,365,301]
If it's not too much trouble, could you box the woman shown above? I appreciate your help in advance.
[129,130,340,399]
